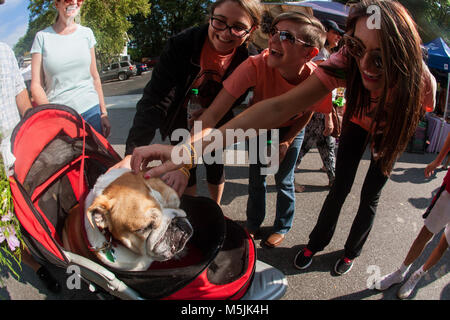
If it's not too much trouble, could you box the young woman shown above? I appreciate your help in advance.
[130,0,436,274]
[114,0,262,204]
[31,0,110,137]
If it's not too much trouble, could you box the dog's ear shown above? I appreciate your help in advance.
[87,194,114,230]
[143,176,180,209]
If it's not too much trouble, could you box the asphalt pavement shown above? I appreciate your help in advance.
[1,74,448,301]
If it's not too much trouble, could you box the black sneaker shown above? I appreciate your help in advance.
[294,247,314,270]
[36,266,62,293]
[334,257,353,275]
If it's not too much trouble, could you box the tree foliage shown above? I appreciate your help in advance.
[15,1,448,64]
[398,0,449,43]
[14,0,151,64]
[128,0,213,61]
[13,6,55,58]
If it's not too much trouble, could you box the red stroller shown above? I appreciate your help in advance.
[9,105,287,299]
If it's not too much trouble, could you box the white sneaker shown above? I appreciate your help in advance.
[376,270,404,291]
[397,271,423,299]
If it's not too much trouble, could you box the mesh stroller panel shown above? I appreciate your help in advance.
[10,105,120,265]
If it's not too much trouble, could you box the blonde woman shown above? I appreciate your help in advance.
[31,0,110,137]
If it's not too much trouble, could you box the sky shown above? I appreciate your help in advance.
[0,0,30,49]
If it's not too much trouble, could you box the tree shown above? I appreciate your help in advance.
[128,0,212,60]
[14,6,55,57]
[330,0,449,43]
[398,0,449,43]
[14,0,151,65]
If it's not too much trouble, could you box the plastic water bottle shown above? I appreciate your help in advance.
[187,88,202,130]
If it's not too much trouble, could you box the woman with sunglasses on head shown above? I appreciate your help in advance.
[130,0,436,274]
[290,0,435,275]
[113,0,261,204]
[30,0,110,137]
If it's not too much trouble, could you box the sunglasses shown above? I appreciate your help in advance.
[64,0,84,5]
[210,17,252,38]
[269,27,313,47]
[344,34,383,70]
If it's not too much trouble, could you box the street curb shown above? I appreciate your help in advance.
[105,94,141,110]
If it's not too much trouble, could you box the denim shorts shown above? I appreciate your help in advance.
[81,104,102,135]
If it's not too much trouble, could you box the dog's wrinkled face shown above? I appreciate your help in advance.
[87,172,193,261]
[146,208,193,260]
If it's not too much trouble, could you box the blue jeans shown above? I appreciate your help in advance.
[81,104,102,135]
[246,129,305,234]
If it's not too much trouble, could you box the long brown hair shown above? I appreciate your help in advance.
[341,0,424,175]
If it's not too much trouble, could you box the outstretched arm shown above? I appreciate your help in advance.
[156,88,238,195]
[217,74,328,133]
[132,74,330,178]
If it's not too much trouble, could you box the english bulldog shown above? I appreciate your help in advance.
[62,168,193,271]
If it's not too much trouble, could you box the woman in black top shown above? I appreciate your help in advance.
[115,0,261,203]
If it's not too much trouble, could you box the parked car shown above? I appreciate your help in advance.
[100,61,137,82]
[134,62,149,75]
[145,57,159,68]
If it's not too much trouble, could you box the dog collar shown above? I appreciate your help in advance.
[83,211,154,270]
[87,227,117,263]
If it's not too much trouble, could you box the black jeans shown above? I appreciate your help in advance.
[307,121,389,259]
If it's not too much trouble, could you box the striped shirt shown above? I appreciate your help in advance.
[0,42,25,135]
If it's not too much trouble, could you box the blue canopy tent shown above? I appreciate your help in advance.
[283,1,350,27]
[425,37,450,152]
[425,37,450,72]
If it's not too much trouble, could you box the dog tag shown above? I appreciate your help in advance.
[104,248,116,263]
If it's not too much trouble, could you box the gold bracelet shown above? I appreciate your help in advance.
[181,144,193,170]
[178,167,191,178]
[180,143,198,170]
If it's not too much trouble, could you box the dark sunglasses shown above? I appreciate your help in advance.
[64,0,84,5]
[269,27,313,47]
[344,34,383,70]
[210,17,252,38]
